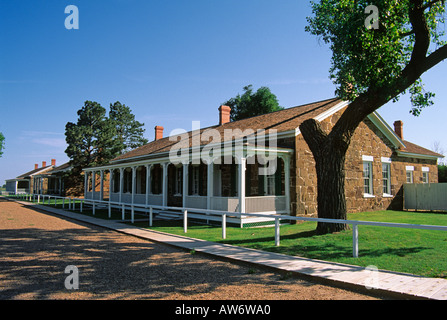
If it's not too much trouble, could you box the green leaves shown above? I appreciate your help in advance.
[0,132,5,157]
[109,101,148,155]
[306,0,446,114]
[65,101,110,169]
[223,85,284,121]
[65,100,147,171]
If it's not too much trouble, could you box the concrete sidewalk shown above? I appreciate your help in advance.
[8,198,447,300]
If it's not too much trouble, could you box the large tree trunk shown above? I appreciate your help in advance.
[314,143,349,234]
[300,118,351,234]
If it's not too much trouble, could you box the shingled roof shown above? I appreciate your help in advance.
[112,98,341,162]
[16,165,53,179]
[111,97,442,164]
[400,140,444,158]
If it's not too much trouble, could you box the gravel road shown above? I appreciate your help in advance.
[0,198,384,300]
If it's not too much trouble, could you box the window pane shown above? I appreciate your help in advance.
[382,163,390,194]
[406,171,413,183]
[422,172,429,184]
[363,162,372,194]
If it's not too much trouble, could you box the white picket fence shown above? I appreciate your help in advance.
[404,183,447,212]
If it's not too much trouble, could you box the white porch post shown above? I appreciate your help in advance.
[282,155,291,215]
[182,163,188,208]
[145,164,151,206]
[162,162,168,208]
[238,157,246,213]
[99,170,104,201]
[84,172,88,198]
[119,167,124,203]
[92,171,96,200]
[109,169,113,203]
[15,181,18,194]
[131,166,136,205]
[207,161,214,210]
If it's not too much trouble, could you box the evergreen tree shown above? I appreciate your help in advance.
[0,132,5,157]
[109,101,148,155]
[223,85,283,121]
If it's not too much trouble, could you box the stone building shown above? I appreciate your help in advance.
[83,98,443,225]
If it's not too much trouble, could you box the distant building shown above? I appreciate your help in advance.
[5,159,71,195]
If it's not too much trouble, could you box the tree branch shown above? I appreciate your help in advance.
[407,0,431,68]
[400,30,415,38]
[422,0,445,10]
[420,43,447,71]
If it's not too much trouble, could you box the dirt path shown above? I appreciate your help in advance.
[0,198,384,300]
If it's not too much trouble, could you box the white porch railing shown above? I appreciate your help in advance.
[185,196,207,209]
[211,196,239,212]
[6,193,447,258]
[245,195,286,213]
[84,192,286,214]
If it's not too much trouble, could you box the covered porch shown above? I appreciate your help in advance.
[5,179,30,194]
[83,146,293,226]
[32,175,64,195]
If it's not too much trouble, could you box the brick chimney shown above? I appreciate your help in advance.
[219,105,231,125]
[394,120,404,140]
[42,161,47,167]
[154,126,164,141]
[51,159,56,166]
[35,164,38,170]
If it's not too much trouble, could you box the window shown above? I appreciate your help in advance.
[422,172,429,184]
[422,167,429,184]
[136,166,146,194]
[406,166,414,184]
[382,162,391,195]
[151,165,162,195]
[191,166,200,195]
[123,168,132,193]
[260,159,283,196]
[174,166,182,195]
[113,169,120,193]
[363,161,373,196]
[264,173,276,196]
[406,171,413,183]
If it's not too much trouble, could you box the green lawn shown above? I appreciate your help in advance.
[10,195,447,279]
[133,210,447,279]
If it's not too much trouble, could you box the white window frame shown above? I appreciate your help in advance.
[422,167,429,184]
[363,160,374,197]
[382,161,392,197]
[264,173,276,196]
[406,166,414,184]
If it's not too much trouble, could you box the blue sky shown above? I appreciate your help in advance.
[0,0,446,185]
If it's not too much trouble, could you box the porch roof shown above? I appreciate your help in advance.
[15,165,54,179]
[34,162,71,177]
